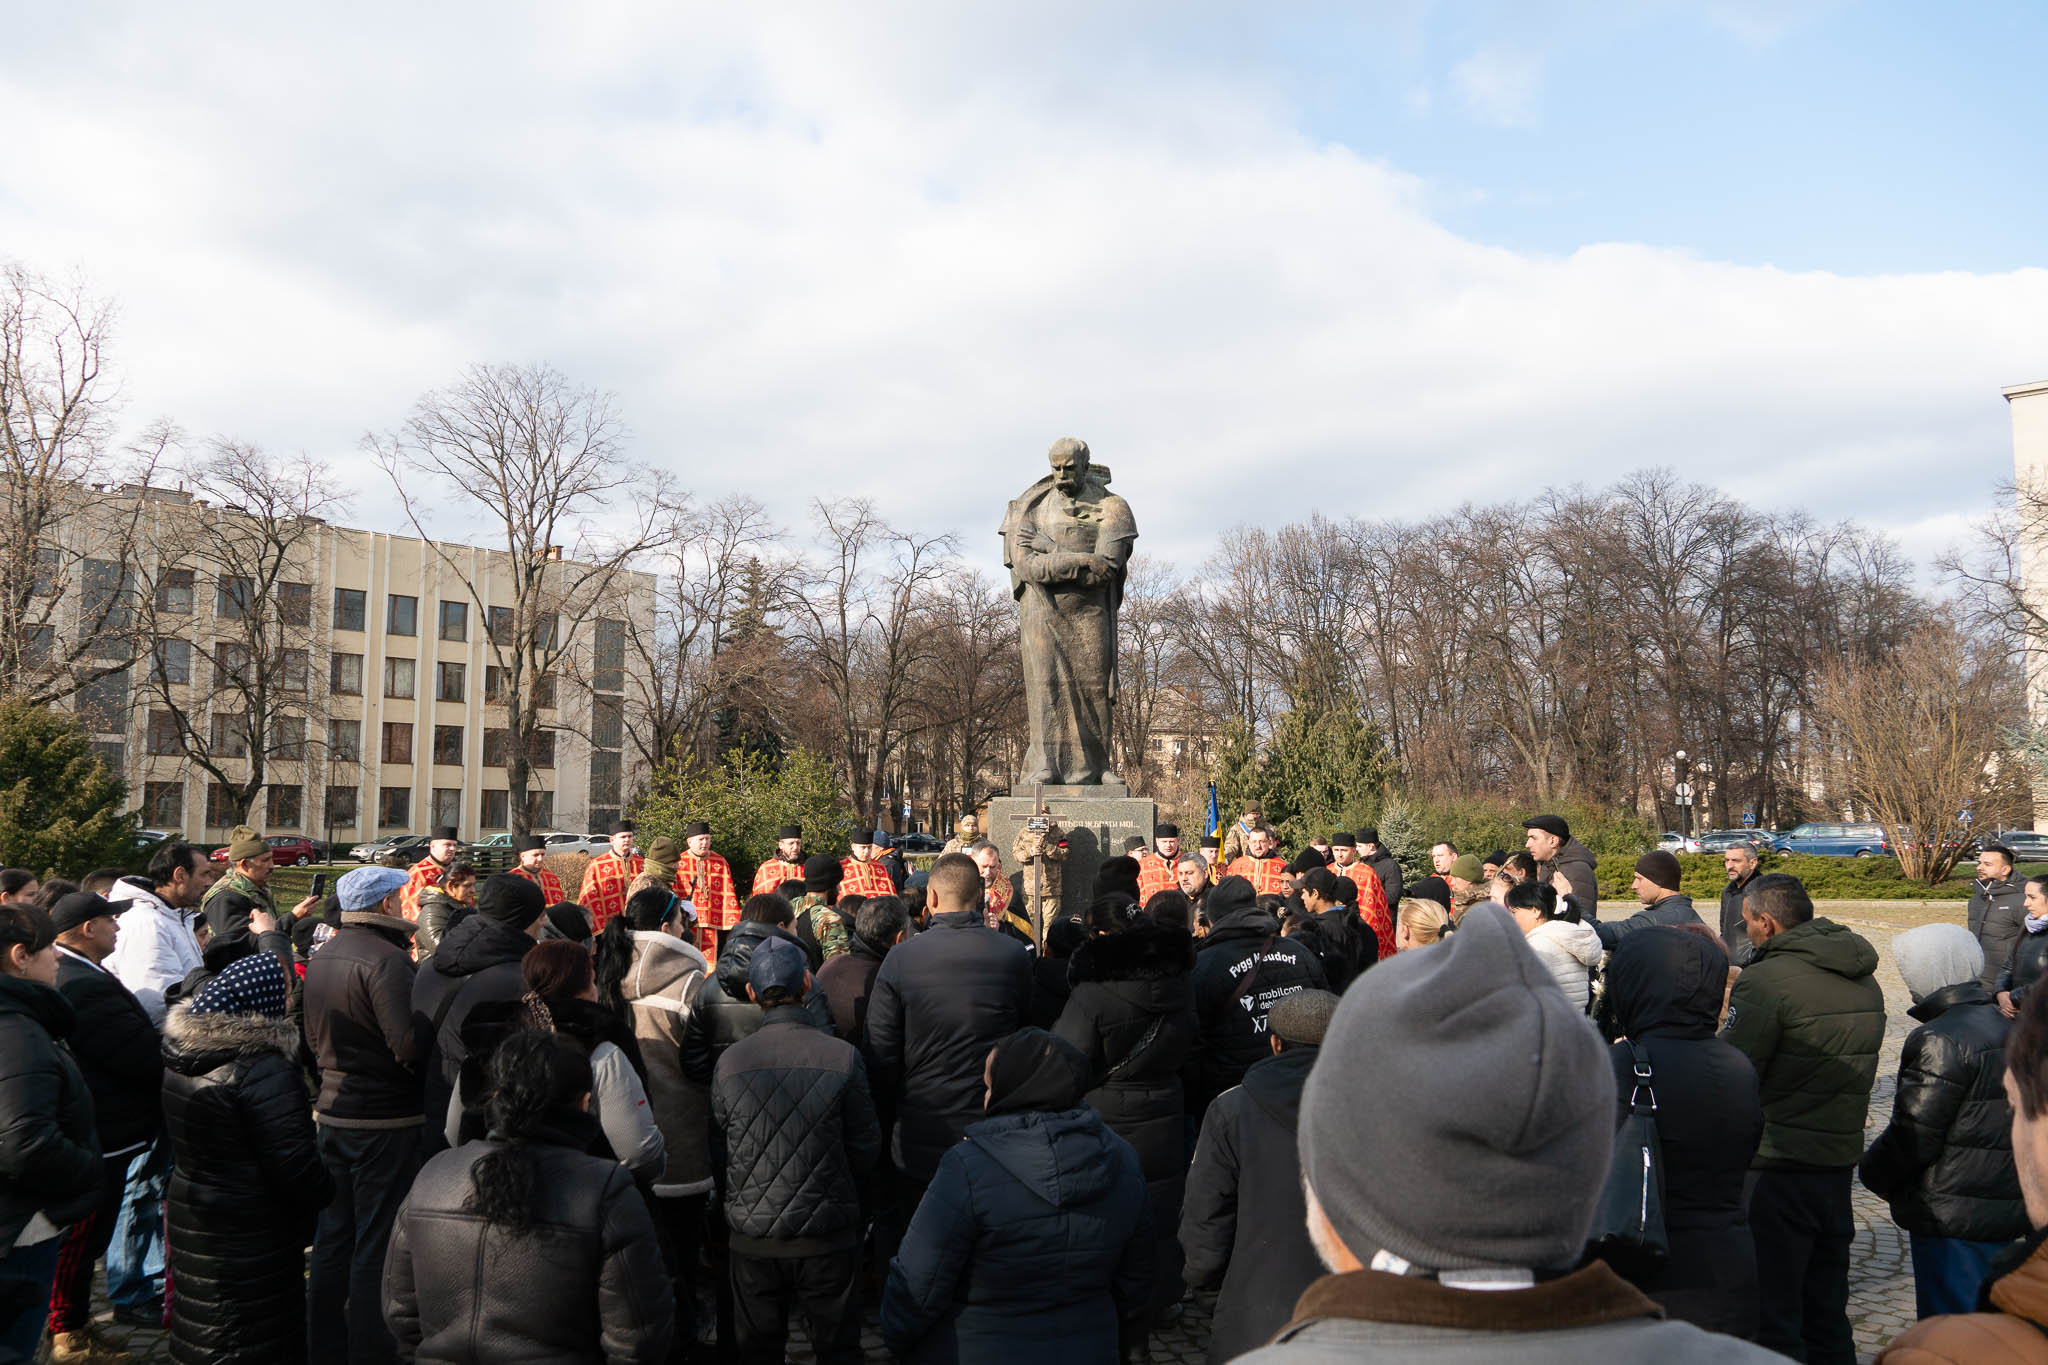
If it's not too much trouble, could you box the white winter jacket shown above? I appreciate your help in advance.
[1524,916,1604,1012]
[103,877,205,1026]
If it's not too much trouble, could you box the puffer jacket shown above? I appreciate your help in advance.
[1972,873,2030,991]
[882,1105,1152,1364]
[620,930,713,1196]
[411,913,534,1156]
[865,910,1034,1183]
[1594,893,1704,950]
[0,974,102,1252]
[1180,1045,1325,1365]
[1722,917,1886,1168]
[1541,837,1600,921]
[384,1111,674,1365]
[1860,981,2029,1242]
[2001,928,2048,1011]
[1366,851,1403,909]
[1054,924,1198,1323]
[1187,887,1327,1115]
[1720,871,1761,968]
[1603,927,1764,1338]
[710,1007,881,1255]
[161,1002,335,1365]
[679,919,830,1083]
[411,885,471,961]
[54,951,160,1158]
[1524,917,1604,1012]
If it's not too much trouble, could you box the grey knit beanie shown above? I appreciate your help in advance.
[1299,902,1614,1272]
[1892,923,1983,1005]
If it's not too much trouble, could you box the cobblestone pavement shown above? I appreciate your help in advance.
[67,900,1956,1364]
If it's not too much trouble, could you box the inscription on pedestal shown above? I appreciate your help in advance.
[988,793,1157,923]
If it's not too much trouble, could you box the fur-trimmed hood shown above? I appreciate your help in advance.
[1066,922,1195,985]
[161,999,300,1075]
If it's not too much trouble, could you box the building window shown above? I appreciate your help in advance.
[91,740,125,772]
[484,666,503,704]
[30,546,58,597]
[328,718,361,762]
[211,713,251,759]
[589,750,621,805]
[214,642,251,690]
[22,626,52,670]
[381,722,413,764]
[588,807,619,834]
[273,715,307,760]
[432,788,461,829]
[383,657,415,700]
[486,606,513,646]
[330,652,363,695]
[591,696,623,750]
[279,648,309,693]
[217,575,254,621]
[156,567,195,615]
[378,787,410,828]
[433,725,463,765]
[83,559,134,638]
[144,780,184,827]
[206,782,240,828]
[279,582,312,628]
[483,728,508,767]
[333,587,366,631]
[525,790,554,828]
[267,784,302,828]
[484,666,555,709]
[152,640,191,686]
[592,618,626,693]
[533,674,555,709]
[76,670,128,733]
[388,594,417,637]
[481,789,509,829]
[437,661,465,703]
[530,731,555,768]
[438,600,468,642]
[326,785,358,828]
[145,710,182,756]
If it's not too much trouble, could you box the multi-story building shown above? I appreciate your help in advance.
[2009,378,2048,829]
[68,485,655,848]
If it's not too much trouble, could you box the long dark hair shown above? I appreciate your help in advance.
[463,1030,593,1235]
[593,886,685,1016]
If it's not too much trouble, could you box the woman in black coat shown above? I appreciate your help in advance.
[161,950,335,1365]
[0,902,102,1361]
[1054,906,1197,1329]
[1601,925,1764,1339]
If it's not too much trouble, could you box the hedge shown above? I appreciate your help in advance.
[1595,852,2041,903]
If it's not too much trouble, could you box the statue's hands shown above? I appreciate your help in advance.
[1019,524,1054,555]
[1080,555,1117,586]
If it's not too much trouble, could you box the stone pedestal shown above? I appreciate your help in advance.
[988,786,1157,933]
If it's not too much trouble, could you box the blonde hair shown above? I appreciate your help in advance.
[1397,897,1451,948]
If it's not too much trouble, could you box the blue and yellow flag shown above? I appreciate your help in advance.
[1206,784,1221,841]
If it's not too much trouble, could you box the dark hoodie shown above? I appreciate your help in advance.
[679,918,828,1083]
[1180,1045,1325,1365]
[1722,917,1885,1168]
[1187,877,1327,1114]
[1604,928,1764,1338]
[882,1029,1152,1364]
[410,913,536,1156]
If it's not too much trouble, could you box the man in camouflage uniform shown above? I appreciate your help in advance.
[1010,812,1068,940]
[794,853,849,963]
[941,813,981,856]
[201,825,317,953]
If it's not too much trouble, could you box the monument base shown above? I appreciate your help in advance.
[988,791,1157,931]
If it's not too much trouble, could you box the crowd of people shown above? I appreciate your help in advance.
[7,812,2048,1363]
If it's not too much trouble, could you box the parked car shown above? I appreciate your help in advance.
[1773,823,1890,858]
[1696,829,1774,854]
[211,834,326,866]
[349,834,415,863]
[132,828,178,853]
[1981,830,2048,863]
[470,830,586,851]
[1656,831,1702,855]
[890,832,946,854]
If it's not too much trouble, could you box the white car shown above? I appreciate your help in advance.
[1655,831,1702,855]
[471,831,603,855]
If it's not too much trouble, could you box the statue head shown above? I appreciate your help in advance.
[1047,438,1091,495]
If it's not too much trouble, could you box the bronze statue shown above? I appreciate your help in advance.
[1000,438,1137,786]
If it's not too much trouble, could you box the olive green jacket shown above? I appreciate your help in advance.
[1721,917,1885,1168]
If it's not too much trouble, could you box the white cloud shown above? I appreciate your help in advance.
[0,4,2036,584]
[1449,46,1543,128]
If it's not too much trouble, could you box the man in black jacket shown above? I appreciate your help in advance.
[1970,843,2028,990]
[45,892,158,1362]
[1356,828,1403,908]
[305,866,422,1365]
[711,937,881,1365]
[1181,989,1336,1365]
[410,874,544,1158]
[864,853,1031,1189]
[681,893,829,1082]
[1595,851,1705,949]
[1186,875,1327,1117]
[1860,922,2030,1318]
[1721,843,1763,967]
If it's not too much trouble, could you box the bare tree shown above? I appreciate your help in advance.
[371,363,676,835]
[135,441,347,827]
[0,263,167,704]
[911,570,1023,817]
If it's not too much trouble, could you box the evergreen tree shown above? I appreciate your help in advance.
[0,700,136,875]
[1257,701,1395,849]
[634,745,853,888]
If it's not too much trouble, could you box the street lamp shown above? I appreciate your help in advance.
[1674,749,1693,840]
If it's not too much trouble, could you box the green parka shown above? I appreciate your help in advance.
[1721,917,1885,1168]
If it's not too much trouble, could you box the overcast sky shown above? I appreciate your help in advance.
[4,2,2044,580]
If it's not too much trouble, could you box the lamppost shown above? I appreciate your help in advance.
[1674,749,1694,839]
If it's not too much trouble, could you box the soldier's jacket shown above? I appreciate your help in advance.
[1011,820,1068,894]
[796,892,849,962]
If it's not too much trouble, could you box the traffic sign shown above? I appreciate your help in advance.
[1742,811,1756,827]
[1674,782,1695,799]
